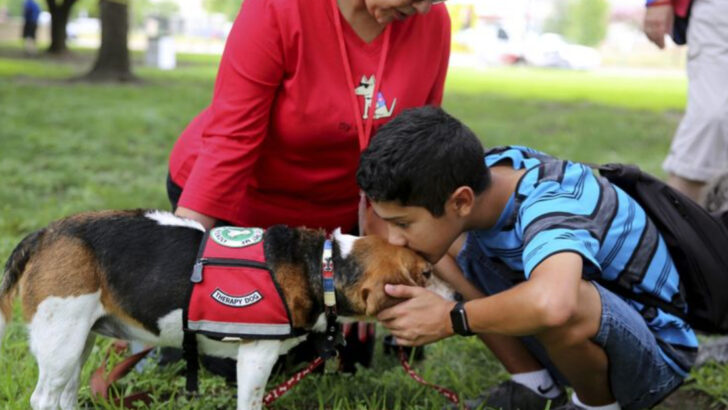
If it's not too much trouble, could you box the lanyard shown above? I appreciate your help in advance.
[331,0,392,152]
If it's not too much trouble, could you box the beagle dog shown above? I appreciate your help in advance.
[0,209,451,410]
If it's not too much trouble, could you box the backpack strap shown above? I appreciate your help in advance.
[583,162,692,322]
[595,279,689,321]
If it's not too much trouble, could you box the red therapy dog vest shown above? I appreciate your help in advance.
[185,227,294,339]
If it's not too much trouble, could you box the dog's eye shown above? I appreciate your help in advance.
[422,269,432,279]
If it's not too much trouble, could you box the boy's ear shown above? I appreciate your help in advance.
[449,186,475,216]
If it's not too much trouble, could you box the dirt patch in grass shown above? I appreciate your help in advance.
[658,388,727,410]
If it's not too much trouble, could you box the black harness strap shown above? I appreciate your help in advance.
[183,331,199,394]
[182,229,209,394]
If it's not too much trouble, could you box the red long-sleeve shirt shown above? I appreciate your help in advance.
[169,0,450,232]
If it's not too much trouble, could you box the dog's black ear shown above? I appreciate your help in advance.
[264,224,296,244]
[263,225,300,264]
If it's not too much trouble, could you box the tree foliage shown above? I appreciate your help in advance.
[2,0,28,17]
[71,0,97,18]
[203,0,241,21]
[132,0,177,26]
[544,0,610,46]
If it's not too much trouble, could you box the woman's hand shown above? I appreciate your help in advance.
[175,206,217,231]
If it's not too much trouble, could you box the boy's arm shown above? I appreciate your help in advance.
[378,252,583,346]
[465,252,583,335]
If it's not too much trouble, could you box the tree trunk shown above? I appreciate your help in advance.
[84,0,135,82]
[46,0,76,54]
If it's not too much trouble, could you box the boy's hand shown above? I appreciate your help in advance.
[377,284,456,346]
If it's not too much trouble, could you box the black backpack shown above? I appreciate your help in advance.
[596,163,728,334]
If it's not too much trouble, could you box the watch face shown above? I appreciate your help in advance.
[450,303,469,335]
[457,310,468,332]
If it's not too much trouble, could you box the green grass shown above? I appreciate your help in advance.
[447,67,687,111]
[0,47,724,409]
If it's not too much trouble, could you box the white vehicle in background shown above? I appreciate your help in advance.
[523,32,602,70]
[66,16,100,40]
[454,23,600,71]
[454,22,524,66]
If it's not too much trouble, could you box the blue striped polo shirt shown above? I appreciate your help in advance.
[463,146,698,375]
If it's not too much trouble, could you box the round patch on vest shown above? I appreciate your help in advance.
[210,227,264,248]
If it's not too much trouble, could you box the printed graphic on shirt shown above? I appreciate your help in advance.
[355,75,397,120]
[210,227,264,248]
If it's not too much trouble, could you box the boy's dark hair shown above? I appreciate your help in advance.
[357,106,490,216]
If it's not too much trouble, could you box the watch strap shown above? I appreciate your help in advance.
[450,301,474,336]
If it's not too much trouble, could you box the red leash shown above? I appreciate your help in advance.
[398,347,464,408]
[90,341,155,408]
[263,356,325,406]
[262,348,464,408]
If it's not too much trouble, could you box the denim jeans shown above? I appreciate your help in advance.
[457,234,685,409]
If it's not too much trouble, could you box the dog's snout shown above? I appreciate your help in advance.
[422,269,432,279]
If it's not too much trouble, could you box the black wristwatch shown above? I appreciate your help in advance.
[450,301,474,336]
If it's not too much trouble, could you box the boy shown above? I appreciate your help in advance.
[356,106,697,410]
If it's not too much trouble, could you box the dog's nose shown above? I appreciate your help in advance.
[422,269,432,279]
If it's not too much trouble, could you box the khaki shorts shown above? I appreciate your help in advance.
[663,0,728,182]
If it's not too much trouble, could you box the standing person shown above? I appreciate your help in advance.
[167,0,450,378]
[643,0,728,202]
[22,0,40,55]
[357,107,698,410]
